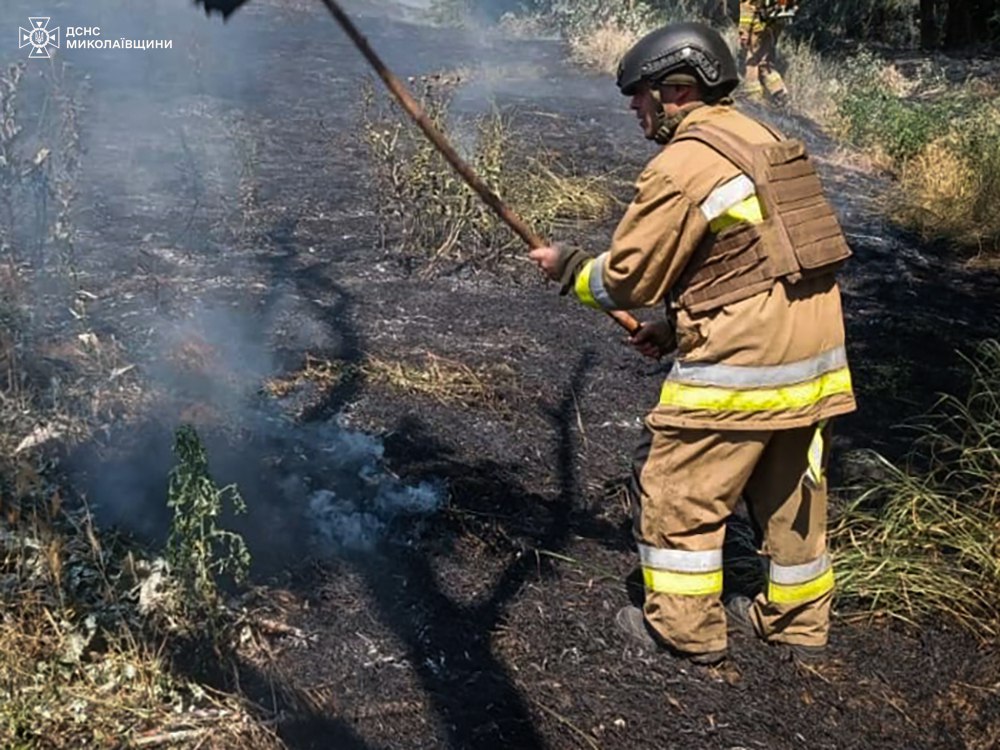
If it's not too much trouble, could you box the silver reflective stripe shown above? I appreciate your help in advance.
[699,174,755,222]
[638,544,723,572]
[588,252,616,310]
[666,346,849,388]
[770,552,831,584]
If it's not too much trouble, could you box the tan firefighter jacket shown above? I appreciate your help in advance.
[565,104,856,430]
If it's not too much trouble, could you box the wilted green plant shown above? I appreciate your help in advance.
[166,425,250,617]
[832,340,1000,637]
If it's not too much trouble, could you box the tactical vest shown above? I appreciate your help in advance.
[670,123,851,314]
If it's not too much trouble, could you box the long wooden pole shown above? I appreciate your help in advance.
[317,0,642,336]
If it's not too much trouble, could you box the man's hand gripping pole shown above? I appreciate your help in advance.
[194,0,642,337]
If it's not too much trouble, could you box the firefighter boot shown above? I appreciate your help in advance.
[724,594,756,636]
[770,89,790,109]
[724,595,826,663]
[615,606,727,665]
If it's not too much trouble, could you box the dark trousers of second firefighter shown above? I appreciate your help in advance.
[631,419,833,655]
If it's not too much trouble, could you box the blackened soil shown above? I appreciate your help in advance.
[27,0,1000,748]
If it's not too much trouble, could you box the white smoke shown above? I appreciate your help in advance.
[304,427,446,554]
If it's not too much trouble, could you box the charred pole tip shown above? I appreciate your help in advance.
[195,0,641,337]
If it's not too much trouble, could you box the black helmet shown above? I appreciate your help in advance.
[616,22,738,99]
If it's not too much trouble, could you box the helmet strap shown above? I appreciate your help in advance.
[649,87,672,144]
[650,91,708,145]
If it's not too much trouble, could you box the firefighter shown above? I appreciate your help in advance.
[740,0,791,106]
[529,22,855,665]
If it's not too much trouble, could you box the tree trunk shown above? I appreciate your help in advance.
[944,0,976,48]
[920,0,937,49]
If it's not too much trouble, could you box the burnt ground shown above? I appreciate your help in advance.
[9,0,1000,748]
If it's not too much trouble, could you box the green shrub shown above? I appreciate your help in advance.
[835,52,963,162]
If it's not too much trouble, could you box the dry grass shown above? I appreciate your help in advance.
[359,75,618,275]
[364,352,514,410]
[780,37,846,127]
[564,1,718,77]
[264,354,348,398]
[521,161,620,228]
[832,340,1000,638]
[781,42,912,130]
[893,137,980,239]
[267,351,516,412]
[567,20,645,75]
[891,103,1000,258]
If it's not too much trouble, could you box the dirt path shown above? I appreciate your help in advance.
[22,2,1000,748]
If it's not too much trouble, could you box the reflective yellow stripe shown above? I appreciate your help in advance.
[573,259,601,310]
[806,421,826,485]
[708,195,764,233]
[768,568,835,604]
[644,567,723,596]
[659,367,852,412]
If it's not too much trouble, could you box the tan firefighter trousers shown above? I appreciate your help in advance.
[743,23,787,101]
[631,419,834,655]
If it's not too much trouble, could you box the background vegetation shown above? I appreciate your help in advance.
[433,0,1000,48]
